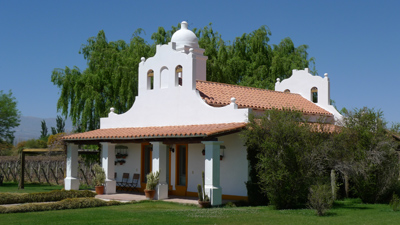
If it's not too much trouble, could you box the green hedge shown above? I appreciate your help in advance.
[0,190,96,204]
[0,198,121,214]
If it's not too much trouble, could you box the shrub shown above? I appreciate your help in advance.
[145,171,159,190]
[0,190,96,204]
[93,164,106,186]
[243,109,325,209]
[390,193,400,211]
[0,198,121,214]
[245,181,268,206]
[339,108,400,203]
[224,202,237,207]
[308,183,333,216]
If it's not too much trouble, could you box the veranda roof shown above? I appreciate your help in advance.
[63,122,247,143]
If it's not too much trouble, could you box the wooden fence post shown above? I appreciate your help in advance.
[19,151,25,189]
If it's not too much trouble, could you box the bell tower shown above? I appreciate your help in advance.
[138,21,207,96]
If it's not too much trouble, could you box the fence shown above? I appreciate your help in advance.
[0,156,97,186]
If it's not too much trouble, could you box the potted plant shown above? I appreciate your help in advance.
[197,171,210,208]
[93,164,106,195]
[119,159,126,165]
[144,171,160,200]
[116,153,123,159]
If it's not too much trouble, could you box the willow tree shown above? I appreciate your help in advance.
[52,23,315,131]
[52,30,153,131]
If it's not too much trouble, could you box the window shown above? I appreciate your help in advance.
[284,89,290,93]
[311,87,318,103]
[175,65,183,86]
[147,70,154,90]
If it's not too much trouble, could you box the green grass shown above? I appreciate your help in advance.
[1,199,400,225]
[0,182,63,193]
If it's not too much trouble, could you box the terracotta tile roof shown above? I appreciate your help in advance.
[196,80,332,115]
[63,123,246,141]
[309,123,340,134]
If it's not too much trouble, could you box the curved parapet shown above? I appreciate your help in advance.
[275,68,343,124]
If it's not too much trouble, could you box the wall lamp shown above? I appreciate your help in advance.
[202,145,226,161]
[168,145,175,153]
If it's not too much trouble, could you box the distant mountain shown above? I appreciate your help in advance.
[13,116,73,144]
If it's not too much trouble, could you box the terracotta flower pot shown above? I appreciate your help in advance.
[95,185,104,195]
[198,200,211,208]
[144,189,156,200]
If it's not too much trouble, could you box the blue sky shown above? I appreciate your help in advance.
[1,0,399,125]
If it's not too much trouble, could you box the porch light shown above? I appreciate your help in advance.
[202,145,226,160]
[168,145,175,153]
[220,145,226,161]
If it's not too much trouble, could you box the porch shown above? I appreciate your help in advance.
[63,123,248,206]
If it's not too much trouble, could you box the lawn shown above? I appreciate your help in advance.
[0,199,399,225]
[0,182,63,193]
[1,183,399,224]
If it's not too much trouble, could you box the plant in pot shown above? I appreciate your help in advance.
[144,171,160,200]
[197,171,211,208]
[93,164,106,195]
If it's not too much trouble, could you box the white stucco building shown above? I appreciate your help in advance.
[63,21,342,206]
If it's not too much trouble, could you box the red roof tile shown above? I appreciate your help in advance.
[196,80,332,115]
[63,123,246,141]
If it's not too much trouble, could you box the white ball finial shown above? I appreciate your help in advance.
[231,97,236,104]
[324,73,328,77]
[141,57,145,62]
[276,78,280,82]
[110,107,115,113]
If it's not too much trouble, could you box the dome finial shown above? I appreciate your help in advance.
[171,21,199,49]
[181,21,188,29]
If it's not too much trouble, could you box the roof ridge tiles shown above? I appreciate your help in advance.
[196,80,296,95]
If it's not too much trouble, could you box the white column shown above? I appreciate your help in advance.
[65,143,80,190]
[202,141,223,206]
[101,142,116,194]
[150,142,168,200]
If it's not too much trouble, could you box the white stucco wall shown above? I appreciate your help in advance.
[275,68,343,124]
[186,133,248,197]
[101,40,249,129]
[187,143,205,193]
[114,143,142,188]
[218,133,248,196]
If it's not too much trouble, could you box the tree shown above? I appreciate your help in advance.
[40,120,48,140]
[310,107,400,203]
[0,90,21,143]
[335,108,399,203]
[52,29,153,131]
[51,115,65,134]
[52,24,315,131]
[51,127,57,135]
[242,109,326,209]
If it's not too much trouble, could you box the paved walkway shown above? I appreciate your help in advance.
[1,192,230,208]
[95,192,200,205]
